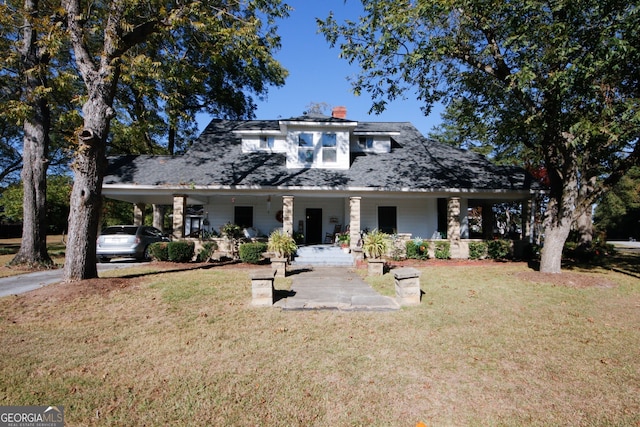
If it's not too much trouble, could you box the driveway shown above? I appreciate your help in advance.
[0,260,149,298]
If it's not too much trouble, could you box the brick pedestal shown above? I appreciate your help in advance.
[251,270,276,306]
[367,258,386,276]
[271,257,287,278]
[393,267,422,305]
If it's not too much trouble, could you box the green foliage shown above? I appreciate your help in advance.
[168,241,195,263]
[319,0,640,272]
[594,166,640,240]
[108,1,290,155]
[406,239,429,260]
[434,241,451,260]
[267,229,297,258]
[487,240,512,260]
[293,231,305,244]
[239,242,268,264]
[362,229,390,259]
[0,175,72,233]
[220,223,243,240]
[564,240,616,264]
[101,199,134,227]
[469,242,488,260]
[337,233,350,246]
[196,241,218,262]
[148,242,169,261]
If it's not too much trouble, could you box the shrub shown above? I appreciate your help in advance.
[168,241,195,263]
[406,239,428,260]
[363,229,390,259]
[487,239,511,260]
[434,241,451,259]
[196,241,218,262]
[239,242,268,264]
[267,229,297,258]
[468,241,488,260]
[563,240,616,263]
[148,242,169,261]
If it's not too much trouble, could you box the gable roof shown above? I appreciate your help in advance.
[103,118,538,196]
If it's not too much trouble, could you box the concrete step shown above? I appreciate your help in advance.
[292,244,355,267]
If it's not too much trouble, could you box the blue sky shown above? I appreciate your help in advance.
[200,0,443,136]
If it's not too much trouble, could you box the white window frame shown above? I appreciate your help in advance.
[322,133,337,163]
[260,135,275,149]
[298,133,314,164]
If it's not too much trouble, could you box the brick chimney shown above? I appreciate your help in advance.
[331,106,347,119]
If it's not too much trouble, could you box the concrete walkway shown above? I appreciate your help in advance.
[274,267,400,311]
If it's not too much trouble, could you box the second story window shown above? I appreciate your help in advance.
[322,133,337,163]
[358,136,374,149]
[260,136,275,149]
[298,133,314,164]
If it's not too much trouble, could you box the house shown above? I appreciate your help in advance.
[102,107,541,258]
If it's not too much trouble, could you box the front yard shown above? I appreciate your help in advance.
[0,257,639,426]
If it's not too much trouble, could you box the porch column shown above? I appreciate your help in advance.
[447,197,462,258]
[282,195,294,236]
[153,204,165,232]
[172,195,187,239]
[349,196,361,250]
[133,203,145,226]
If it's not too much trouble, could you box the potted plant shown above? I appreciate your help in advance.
[362,229,389,276]
[267,229,297,277]
[337,233,350,252]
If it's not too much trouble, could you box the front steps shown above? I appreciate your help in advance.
[292,244,355,267]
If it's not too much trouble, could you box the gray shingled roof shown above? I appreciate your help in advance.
[103,118,537,193]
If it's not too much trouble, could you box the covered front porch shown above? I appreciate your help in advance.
[103,186,539,260]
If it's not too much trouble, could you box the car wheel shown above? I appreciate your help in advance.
[98,257,110,263]
[142,245,151,261]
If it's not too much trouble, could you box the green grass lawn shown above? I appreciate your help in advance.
[1,260,638,426]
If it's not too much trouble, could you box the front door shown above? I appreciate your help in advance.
[305,208,323,244]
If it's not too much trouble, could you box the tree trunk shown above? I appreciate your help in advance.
[539,214,572,273]
[11,0,52,268]
[575,208,593,247]
[539,134,581,273]
[62,103,110,281]
[168,125,175,155]
[62,0,121,281]
[11,114,52,267]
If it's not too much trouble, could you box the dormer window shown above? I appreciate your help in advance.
[358,136,374,149]
[322,133,337,163]
[298,133,314,164]
[260,136,275,149]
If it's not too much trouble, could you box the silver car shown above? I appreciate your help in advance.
[97,225,169,262]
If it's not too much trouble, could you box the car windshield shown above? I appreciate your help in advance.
[101,226,138,235]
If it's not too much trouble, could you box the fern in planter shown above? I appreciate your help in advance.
[362,229,390,259]
[267,229,297,259]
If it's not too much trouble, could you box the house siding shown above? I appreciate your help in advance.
[360,197,439,238]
